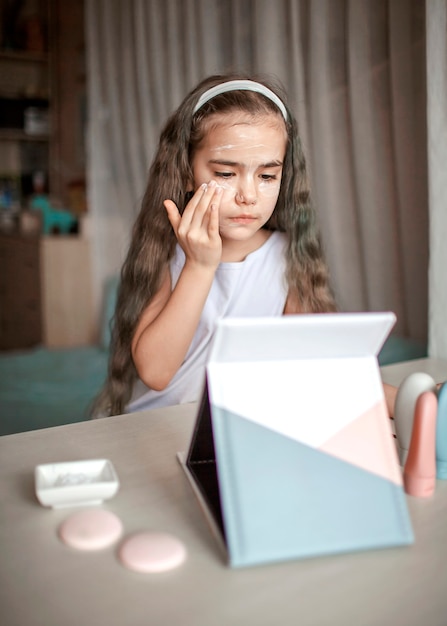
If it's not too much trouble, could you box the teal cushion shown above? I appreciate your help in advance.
[0,346,108,435]
[378,334,427,366]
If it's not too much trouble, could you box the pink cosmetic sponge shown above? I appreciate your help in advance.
[118,532,187,573]
[59,509,123,550]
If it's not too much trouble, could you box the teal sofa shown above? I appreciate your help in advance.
[0,276,118,436]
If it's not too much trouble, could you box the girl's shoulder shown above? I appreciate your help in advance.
[267,229,288,247]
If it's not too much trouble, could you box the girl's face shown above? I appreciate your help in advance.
[191,112,287,245]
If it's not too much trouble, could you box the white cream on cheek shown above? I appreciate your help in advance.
[258,178,281,198]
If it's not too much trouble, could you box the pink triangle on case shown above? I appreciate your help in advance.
[320,401,403,485]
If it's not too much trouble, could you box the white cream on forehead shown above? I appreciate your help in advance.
[208,127,286,159]
[204,115,286,147]
[210,144,236,151]
[210,143,272,152]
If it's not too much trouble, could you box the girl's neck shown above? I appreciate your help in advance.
[220,229,272,263]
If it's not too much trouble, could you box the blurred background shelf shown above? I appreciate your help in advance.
[0,129,49,141]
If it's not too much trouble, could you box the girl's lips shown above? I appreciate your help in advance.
[230,215,256,224]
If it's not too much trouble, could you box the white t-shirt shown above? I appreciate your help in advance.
[126,231,288,412]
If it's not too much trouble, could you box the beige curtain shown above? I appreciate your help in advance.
[86,0,428,343]
[427,0,447,359]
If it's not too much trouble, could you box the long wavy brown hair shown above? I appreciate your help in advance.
[92,72,337,417]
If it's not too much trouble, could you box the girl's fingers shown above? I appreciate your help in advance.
[180,183,208,224]
[205,201,220,239]
[166,181,222,239]
[196,186,224,232]
[187,182,220,229]
[204,188,222,234]
[164,200,181,233]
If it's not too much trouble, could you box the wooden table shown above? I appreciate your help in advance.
[380,357,447,387]
[1,360,447,626]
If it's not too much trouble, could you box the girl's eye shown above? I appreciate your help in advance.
[215,172,234,179]
[260,174,277,181]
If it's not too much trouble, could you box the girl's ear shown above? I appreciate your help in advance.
[185,177,195,202]
[182,174,195,211]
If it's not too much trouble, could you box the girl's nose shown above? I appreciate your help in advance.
[236,179,257,205]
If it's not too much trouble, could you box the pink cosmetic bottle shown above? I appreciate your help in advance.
[403,390,438,498]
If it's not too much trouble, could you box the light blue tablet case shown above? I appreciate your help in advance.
[184,313,414,568]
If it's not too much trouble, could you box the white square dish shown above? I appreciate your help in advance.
[35,459,120,508]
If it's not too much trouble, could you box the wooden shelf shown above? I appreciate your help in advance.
[0,232,42,349]
[0,128,50,142]
[40,236,95,347]
[0,49,49,64]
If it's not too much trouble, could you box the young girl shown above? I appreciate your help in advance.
[92,72,339,418]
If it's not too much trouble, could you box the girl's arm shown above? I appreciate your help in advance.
[131,183,222,390]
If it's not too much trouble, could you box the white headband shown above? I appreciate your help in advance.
[193,79,288,121]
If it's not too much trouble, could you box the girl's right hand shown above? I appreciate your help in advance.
[164,181,223,269]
